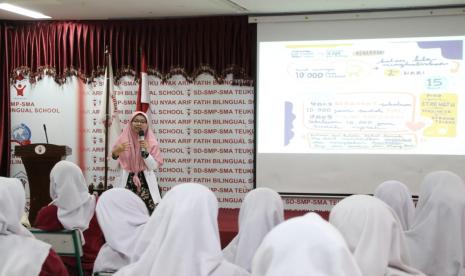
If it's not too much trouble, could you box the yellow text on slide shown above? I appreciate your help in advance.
[420,93,457,137]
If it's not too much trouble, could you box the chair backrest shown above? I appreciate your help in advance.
[31,228,84,276]
[93,272,114,276]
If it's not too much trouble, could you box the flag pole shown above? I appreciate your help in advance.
[136,47,142,112]
[103,46,110,190]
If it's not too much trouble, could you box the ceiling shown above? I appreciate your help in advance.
[0,0,464,20]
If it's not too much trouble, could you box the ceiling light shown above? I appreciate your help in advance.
[0,3,51,19]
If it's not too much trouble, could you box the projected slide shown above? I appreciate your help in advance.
[258,37,465,155]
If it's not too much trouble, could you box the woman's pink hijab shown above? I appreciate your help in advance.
[112,112,163,188]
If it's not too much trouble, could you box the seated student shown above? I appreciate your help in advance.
[329,195,424,276]
[93,188,149,274]
[0,177,68,276]
[374,180,415,230]
[406,171,465,276]
[251,212,362,276]
[223,187,284,272]
[34,160,104,276]
[115,183,250,276]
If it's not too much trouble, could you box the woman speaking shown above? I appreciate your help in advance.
[110,111,163,214]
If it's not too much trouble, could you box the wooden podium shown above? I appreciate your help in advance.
[15,144,72,223]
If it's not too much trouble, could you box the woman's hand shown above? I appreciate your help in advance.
[112,142,129,157]
[140,140,149,152]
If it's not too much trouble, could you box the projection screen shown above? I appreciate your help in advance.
[254,10,465,195]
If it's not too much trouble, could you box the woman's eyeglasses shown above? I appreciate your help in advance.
[132,120,147,124]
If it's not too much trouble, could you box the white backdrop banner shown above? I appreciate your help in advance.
[10,72,334,210]
[11,73,256,208]
[85,73,255,207]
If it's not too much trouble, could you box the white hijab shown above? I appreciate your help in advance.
[374,180,415,230]
[329,195,424,276]
[50,160,96,240]
[93,188,149,273]
[223,187,284,272]
[115,183,250,276]
[251,212,362,276]
[0,177,51,276]
[406,170,465,276]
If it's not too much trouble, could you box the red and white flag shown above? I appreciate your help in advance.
[99,52,122,148]
[136,49,150,113]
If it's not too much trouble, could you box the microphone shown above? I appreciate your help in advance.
[138,130,147,156]
[43,124,49,144]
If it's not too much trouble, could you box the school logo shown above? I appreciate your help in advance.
[13,74,28,98]
[11,123,32,145]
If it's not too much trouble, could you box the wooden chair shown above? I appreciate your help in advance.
[30,228,84,276]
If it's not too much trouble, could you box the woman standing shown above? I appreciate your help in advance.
[110,111,163,214]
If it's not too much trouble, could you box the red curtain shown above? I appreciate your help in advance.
[1,23,11,176]
[0,16,256,175]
